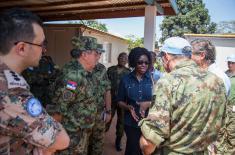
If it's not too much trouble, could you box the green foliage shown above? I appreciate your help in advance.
[125,35,159,51]
[125,35,144,51]
[216,20,235,33]
[160,0,216,43]
[68,20,108,32]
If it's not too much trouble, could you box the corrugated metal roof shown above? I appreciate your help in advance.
[0,0,177,21]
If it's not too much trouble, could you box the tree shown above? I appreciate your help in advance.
[160,0,216,43]
[125,35,144,51]
[216,20,235,33]
[68,20,108,32]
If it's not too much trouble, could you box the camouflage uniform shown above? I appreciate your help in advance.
[214,71,235,154]
[53,59,97,155]
[106,65,130,138]
[139,60,227,155]
[88,63,111,155]
[0,61,60,155]
[22,55,61,108]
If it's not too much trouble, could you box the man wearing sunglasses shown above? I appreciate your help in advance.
[0,8,69,155]
[139,37,226,155]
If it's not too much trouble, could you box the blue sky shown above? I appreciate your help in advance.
[97,0,235,40]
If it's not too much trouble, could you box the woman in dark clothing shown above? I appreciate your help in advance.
[117,47,153,155]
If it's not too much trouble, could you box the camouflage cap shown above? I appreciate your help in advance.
[71,36,105,53]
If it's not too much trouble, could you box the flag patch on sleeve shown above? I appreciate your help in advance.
[66,80,77,90]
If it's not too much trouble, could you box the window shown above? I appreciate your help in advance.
[102,42,112,63]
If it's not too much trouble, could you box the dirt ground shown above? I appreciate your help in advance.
[103,114,126,155]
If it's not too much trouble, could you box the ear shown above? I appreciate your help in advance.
[199,52,206,61]
[15,42,27,56]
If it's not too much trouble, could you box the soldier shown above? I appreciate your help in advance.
[52,36,103,155]
[105,52,130,151]
[0,8,69,155]
[22,54,61,108]
[139,37,227,155]
[214,54,235,154]
[88,61,112,155]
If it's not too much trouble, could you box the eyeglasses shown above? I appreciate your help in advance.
[14,40,47,52]
[137,61,149,65]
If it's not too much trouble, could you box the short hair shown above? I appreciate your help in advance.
[128,47,151,68]
[191,39,216,64]
[118,52,128,59]
[0,8,43,55]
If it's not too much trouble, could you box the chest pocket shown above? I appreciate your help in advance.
[127,84,138,101]
[127,83,152,101]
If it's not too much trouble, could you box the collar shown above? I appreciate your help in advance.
[173,59,197,71]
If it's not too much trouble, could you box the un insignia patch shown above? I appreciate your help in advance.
[26,98,43,117]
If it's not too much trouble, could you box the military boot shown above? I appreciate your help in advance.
[115,136,122,151]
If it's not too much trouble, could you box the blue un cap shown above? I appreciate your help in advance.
[159,37,192,57]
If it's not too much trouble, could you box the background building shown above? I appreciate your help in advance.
[44,24,128,67]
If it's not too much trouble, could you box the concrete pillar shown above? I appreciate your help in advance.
[144,5,157,51]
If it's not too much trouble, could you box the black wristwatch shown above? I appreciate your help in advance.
[105,109,111,114]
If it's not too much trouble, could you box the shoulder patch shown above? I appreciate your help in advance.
[4,70,28,89]
[66,80,77,90]
[62,89,74,101]
[26,98,43,117]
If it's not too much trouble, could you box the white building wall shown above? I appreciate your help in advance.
[83,31,128,68]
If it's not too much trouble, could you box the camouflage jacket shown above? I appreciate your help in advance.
[52,60,97,131]
[214,71,235,154]
[107,65,130,102]
[139,60,227,154]
[0,61,60,155]
[92,63,111,112]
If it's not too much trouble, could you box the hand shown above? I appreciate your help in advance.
[139,101,151,118]
[128,105,139,122]
[140,136,156,155]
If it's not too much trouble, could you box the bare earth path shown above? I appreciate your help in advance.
[104,114,126,155]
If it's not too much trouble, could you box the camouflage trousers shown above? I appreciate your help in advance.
[88,111,105,155]
[214,113,235,154]
[56,129,92,155]
[105,101,124,139]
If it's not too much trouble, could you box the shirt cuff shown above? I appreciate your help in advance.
[140,120,164,147]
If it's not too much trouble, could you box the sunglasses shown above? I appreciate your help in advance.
[137,61,149,65]
[228,61,235,64]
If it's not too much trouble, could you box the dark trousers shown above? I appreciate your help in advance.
[124,125,143,155]
[106,101,124,139]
